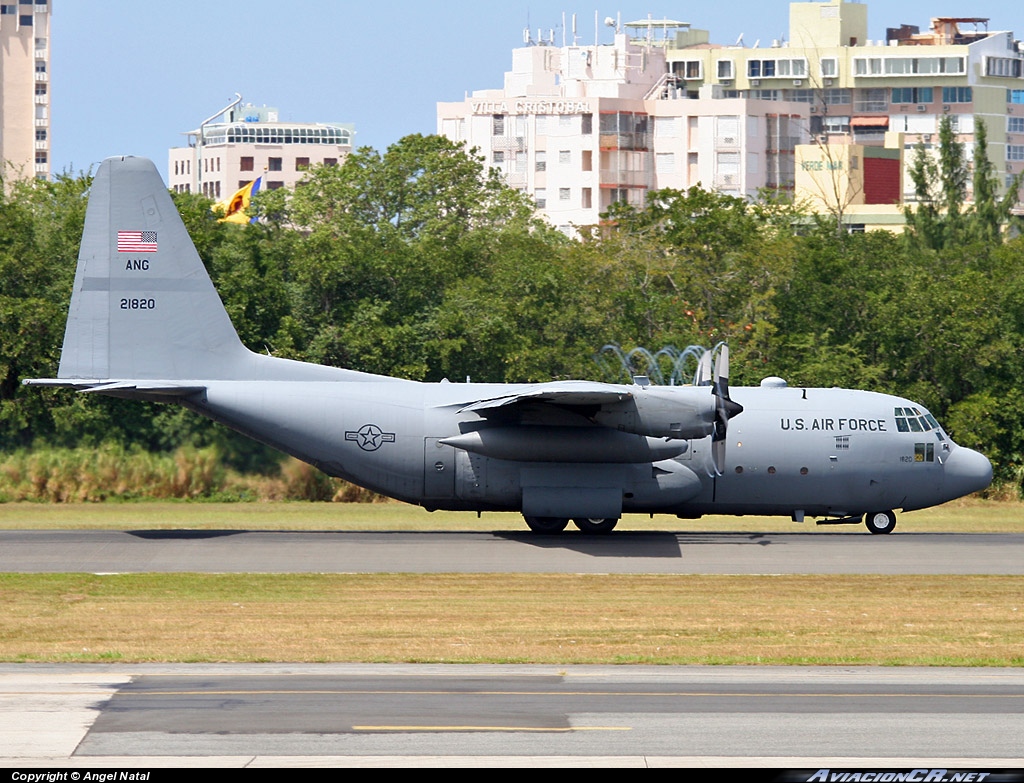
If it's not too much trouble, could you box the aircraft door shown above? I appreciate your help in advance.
[423,438,456,499]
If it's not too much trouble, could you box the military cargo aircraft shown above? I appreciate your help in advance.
[26,157,993,534]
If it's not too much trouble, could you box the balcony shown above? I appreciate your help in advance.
[599,132,650,151]
[599,169,649,187]
[491,136,527,152]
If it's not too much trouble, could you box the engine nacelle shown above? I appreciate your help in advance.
[592,387,716,440]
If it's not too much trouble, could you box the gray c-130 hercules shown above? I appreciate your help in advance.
[26,157,993,534]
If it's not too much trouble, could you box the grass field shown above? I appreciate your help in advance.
[0,496,1020,532]
[1,573,1021,666]
[1,497,1020,665]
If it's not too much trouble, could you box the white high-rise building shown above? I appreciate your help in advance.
[438,18,809,233]
[168,102,354,199]
[0,1,52,181]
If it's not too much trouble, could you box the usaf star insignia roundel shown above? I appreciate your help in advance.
[345,424,396,451]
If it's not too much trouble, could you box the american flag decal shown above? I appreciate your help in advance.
[117,230,158,253]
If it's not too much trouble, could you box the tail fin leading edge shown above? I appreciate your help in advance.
[58,156,248,381]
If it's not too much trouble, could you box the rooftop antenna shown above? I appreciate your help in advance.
[572,13,578,46]
[735,33,744,47]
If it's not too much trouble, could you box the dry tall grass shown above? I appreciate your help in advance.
[0,447,382,503]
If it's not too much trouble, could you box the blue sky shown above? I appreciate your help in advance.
[52,1,1022,177]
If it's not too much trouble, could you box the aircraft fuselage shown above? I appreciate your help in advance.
[186,378,985,521]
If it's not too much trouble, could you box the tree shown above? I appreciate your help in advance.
[905,117,1020,250]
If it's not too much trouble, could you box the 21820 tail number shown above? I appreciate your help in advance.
[120,298,155,310]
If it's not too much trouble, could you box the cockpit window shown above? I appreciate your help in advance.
[895,407,939,434]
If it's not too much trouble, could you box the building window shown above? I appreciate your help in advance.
[823,116,851,134]
[582,187,592,209]
[535,151,546,172]
[581,113,592,134]
[323,158,338,167]
[268,181,285,190]
[788,89,815,103]
[1008,117,1024,133]
[656,152,675,173]
[882,56,964,76]
[747,58,806,78]
[582,150,592,171]
[1008,146,1024,161]
[891,87,933,104]
[559,187,571,201]
[942,87,972,103]
[35,152,46,164]
[1010,90,1024,105]
[534,188,546,209]
[820,57,838,78]
[986,57,1023,78]
[34,83,46,95]
[19,14,32,25]
[492,151,504,164]
[492,115,505,136]
[559,149,571,165]
[34,60,45,73]
[0,6,15,15]
[674,60,702,80]
[240,156,254,172]
[35,128,46,141]
[823,88,851,105]
[268,158,282,171]
[717,59,734,80]
[855,88,888,112]
[295,157,310,170]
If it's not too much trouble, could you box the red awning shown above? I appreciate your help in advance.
[851,116,890,128]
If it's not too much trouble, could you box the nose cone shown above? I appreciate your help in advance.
[943,446,993,501]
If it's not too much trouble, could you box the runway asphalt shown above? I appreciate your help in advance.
[2,527,1021,766]
[2,664,1022,767]
[1,530,1022,574]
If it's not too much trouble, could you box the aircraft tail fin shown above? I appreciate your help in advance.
[57,156,250,381]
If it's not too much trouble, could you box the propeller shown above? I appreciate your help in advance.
[698,344,744,476]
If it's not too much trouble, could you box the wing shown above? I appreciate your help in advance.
[450,379,718,441]
[456,380,633,414]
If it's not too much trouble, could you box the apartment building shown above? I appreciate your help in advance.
[0,0,51,181]
[441,3,1024,232]
[168,102,355,199]
[665,1,1024,215]
[438,19,810,234]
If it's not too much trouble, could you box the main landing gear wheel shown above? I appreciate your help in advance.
[865,510,896,534]
[572,517,619,534]
[524,516,570,534]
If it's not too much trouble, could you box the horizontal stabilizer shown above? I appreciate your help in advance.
[23,378,205,402]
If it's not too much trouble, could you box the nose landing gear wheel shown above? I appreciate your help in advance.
[524,516,570,534]
[865,510,896,534]
[572,517,619,534]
